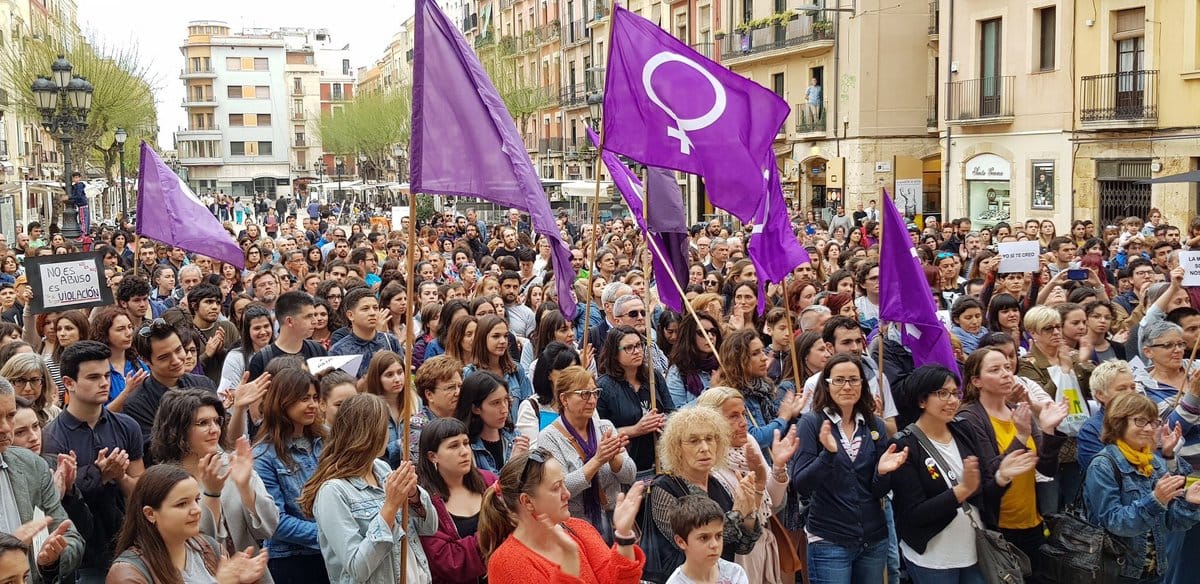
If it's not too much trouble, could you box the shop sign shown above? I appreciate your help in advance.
[966,154,1011,181]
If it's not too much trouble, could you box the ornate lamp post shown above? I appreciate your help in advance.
[114,127,128,223]
[31,55,94,239]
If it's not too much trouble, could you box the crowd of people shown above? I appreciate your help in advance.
[0,199,1198,584]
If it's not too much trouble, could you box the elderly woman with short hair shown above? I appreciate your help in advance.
[1077,361,1138,469]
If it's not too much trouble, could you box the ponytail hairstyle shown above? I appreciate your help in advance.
[477,448,553,561]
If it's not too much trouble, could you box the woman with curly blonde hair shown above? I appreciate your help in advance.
[640,406,764,583]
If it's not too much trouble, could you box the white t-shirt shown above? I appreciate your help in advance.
[665,559,749,584]
[899,436,979,569]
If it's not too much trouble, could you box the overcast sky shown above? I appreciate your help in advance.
[78,0,412,148]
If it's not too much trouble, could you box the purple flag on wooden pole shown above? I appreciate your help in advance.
[602,4,789,222]
[747,157,811,313]
[878,190,958,370]
[135,142,244,270]
[644,167,691,301]
[587,129,686,312]
[410,0,576,318]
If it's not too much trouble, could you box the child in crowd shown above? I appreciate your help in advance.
[665,496,750,584]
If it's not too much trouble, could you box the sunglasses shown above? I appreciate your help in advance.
[138,317,172,338]
[517,448,549,488]
[620,310,645,319]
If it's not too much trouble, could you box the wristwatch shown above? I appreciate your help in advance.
[614,531,638,546]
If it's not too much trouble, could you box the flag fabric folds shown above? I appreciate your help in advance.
[878,191,958,371]
[643,167,691,302]
[135,142,245,270]
[602,4,790,222]
[747,157,811,313]
[587,129,687,312]
[410,0,576,318]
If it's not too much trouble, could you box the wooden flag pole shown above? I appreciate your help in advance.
[876,189,886,409]
[641,170,660,475]
[638,216,723,371]
[398,193,417,583]
[581,130,605,367]
[782,283,805,394]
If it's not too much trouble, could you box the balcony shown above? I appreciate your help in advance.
[946,76,1014,125]
[721,18,834,64]
[293,137,308,147]
[794,103,826,135]
[291,86,304,96]
[291,110,306,121]
[927,96,938,130]
[928,0,939,37]
[500,0,515,9]
[566,18,589,45]
[539,21,562,44]
[176,124,222,137]
[180,66,216,79]
[182,96,217,108]
[539,137,564,153]
[462,13,478,32]
[559,83,588,108]
[690,42,714,60]
[474,33,496,50]
[1080,70,1158,128]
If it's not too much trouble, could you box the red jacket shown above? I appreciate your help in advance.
[421,470,497,584]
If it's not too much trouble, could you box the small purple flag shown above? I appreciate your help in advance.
[747,157,811,313]
[587,129,685,313]
[135,142,244,270]
[878,190,958,371]
[602,4,789,222]
[410,0,575,319]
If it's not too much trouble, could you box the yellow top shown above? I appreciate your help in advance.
[990,415,1041,530]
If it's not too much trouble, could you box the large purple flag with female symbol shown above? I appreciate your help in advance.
[410,0,575,318]
[587,129,687,313]
[603,4,789,222]
[878,191,958,370]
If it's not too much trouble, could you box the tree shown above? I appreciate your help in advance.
[313,89,411,179]
[477,37,554,136]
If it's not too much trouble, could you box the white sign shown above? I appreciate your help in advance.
[966,153,1011,181]
[26,251,112,314]
[307,354,363,376]
[391,206,410,230]
[894,178,923,216]
[1181,251,1200,286]
[998,241,1041,274]
[875,161,892,173]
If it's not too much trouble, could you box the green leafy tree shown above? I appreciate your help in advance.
[314,89,410,178]
[477,39,553,137]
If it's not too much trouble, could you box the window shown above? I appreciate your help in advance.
[331,84,343,100]
[254,57,269,71]
[342,59,350,75]
[258,141,273,156]
[293,77,302,94]
[1037,7,1056,71]
[227,86,243,99]
[230,141,245,156]
[257,114,271,126]
[256,86,270,98]
[229,114,244,126]
[226,57,241,70]
[772,73,785,98]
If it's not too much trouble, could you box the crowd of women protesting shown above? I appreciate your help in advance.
[1,202,1199,584]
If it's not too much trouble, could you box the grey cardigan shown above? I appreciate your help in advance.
[3,446,85,584]
[538,418,635,518]
[199,456,279,582]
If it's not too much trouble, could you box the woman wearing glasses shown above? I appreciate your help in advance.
[538,365,634,541]
[596,326,673,479]
[791,354,908,584]
[891,365,1037,584]
[1083,392,1200,584]
[666,312,723,407]
[0,352,59,422]
[478,448,646,583]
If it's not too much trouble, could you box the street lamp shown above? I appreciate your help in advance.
[586,91,603,131]
[31,55,94,240]
[114,127,128,225]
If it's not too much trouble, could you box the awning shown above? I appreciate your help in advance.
[1137,170,1200,184]
[562,180,613,199]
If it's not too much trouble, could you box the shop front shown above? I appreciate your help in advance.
[964,153,1012,229]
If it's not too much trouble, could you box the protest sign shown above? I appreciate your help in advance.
[1181,251,1200,286]
[307,354,363,376]
[998,241,1041,274]
[24,251,112,314]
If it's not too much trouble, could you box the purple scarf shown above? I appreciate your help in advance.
[685,355,721,396]
[561,416,602,525]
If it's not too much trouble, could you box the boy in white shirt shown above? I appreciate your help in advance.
[665,496,750,584]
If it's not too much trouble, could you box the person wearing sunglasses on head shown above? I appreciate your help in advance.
[596,326,674,481]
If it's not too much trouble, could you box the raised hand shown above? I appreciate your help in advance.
[197,452,229,495]
[123,370,149,396]
[819,421,839,454]
[732,472,762,516]
[876,444,909,476]
[955,456,981,502]
[512,435,531,457]
[35,521,72,567]
[634,410,667,436]
[12,517,52,545]
[204,329,225,358]
[770,426,801,468]
[997,450,1039,484]
[96,447,130,484]
[596,429,628,463]
[1154,474,1187,506]
[232,372,271,410]
[1185,480,1200,505]
[1038,401,1070,435]
[744,442,768,490]
[777,391,804,421]
[1160,421,1184,456]
[216,547,269,584]
[227,437,254,489]
[377,309,392,332]
[612,482,645,535]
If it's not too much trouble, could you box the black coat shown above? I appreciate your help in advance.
[595,372,674,472]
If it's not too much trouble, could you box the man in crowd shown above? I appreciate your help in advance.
[500,271,535,337]
[247,291,326,381]
[330,288,403,377]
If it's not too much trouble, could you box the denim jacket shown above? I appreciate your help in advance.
[1083,444,1200,580]
[313,459,438,584]
[470,429,516,474]
[253,436,324,558]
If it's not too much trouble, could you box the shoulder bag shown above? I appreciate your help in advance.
[1037,453,1127,584]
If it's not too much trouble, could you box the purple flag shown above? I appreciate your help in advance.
[878,190,958,371]
[410,0,576,319]
[135,142,244,270]
[747,157,811,313]
[644,167,691,300]
[587,129,685,312]
[602,4,789,222]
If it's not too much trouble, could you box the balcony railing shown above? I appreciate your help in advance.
[291,110,305,120]
[927,95,938,128]
[690,42,714,59]
[946,76,1014,123]
[928,0,939,35]
[566,18,589,45]
[294,137,308,147]
[462,13,478,31]
[182,96,216,107]
[559,83,588,107]
[722,18,833,59]
[1080,70,1158,123]
[291,86,304,96]
[179,124,221,132]
[181,66,216,77]
[794,103,826,134]
[539,137,563,153]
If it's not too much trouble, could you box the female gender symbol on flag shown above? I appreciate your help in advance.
[641,52,727,155]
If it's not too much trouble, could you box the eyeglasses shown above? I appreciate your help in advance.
[930,389,961,401]
[696,328,718,337]
[1149,341,1188,351]
[619,342,644,355]
[1130,417,1164,429]
[1039,325,1063,333]
[10,376,42,388]
[517,448,549,488]
[620,310,645,319]
[568,388,602,400]
[826,376,863,388]
[138,318,171,338]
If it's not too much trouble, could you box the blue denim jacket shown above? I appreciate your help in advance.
[253,436,324,558]
[470,429,516,473]
[462,364,533,422]
[313,459,438,584]
[1083,444,1200,580]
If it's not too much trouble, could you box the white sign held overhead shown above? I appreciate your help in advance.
[1181,251,1200,287]
[998,241,1041,274]
[391,206,410,230]
[24,251,113,314]
[307,355,363,376]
